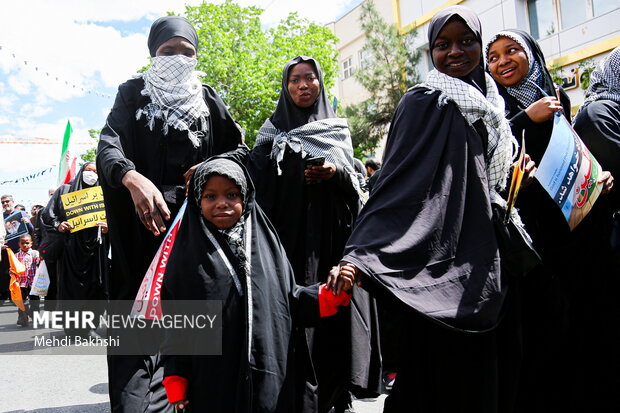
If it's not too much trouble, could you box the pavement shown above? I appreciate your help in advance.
[0,300,386,412]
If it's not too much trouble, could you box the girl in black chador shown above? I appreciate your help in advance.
[161,157,353,413]
[248,56,381,413]
[487,31,616,412]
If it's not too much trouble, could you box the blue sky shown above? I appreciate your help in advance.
[0,0,359,208]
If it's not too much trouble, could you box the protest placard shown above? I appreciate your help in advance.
[536,114,602,230]
[60,186,106,232]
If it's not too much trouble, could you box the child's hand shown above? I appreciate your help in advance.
[173,400,189,411]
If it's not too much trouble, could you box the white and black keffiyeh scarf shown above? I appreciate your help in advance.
[420,69,519,205]
[578,46,620,115]
[485,31,545,108]
[255,118,362,195]
[137,55,210,147]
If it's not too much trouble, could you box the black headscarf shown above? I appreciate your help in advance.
[428,5,486,93]
[270,56,336,132]
[147,16,199,57]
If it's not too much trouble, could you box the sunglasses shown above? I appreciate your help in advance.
[1,200,11,204]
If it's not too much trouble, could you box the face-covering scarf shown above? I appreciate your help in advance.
[578,46,620,115]
[137,16,209,148]
[485,30,547,108]
[422,7,518,205]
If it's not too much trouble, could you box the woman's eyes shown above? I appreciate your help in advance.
[488,55,498,63]
[203,194,215,200]
[462,38,474,45]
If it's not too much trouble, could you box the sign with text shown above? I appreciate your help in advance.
[536,114,602,230]
[60,186,106,232]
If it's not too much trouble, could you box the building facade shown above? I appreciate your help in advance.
[329,0,620,114]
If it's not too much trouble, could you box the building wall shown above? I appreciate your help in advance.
[328,0,620,112]
[327,0,396,107]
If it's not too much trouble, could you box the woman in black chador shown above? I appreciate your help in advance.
[339,6,526,412]
[41,162,109,333]
[487,32,617,411]
[96,15,241,413]
[248,56,381,413]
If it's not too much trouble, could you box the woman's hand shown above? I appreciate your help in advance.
[122,170,171,236]
[599,171,614,194]
[326,263,358,295]
[97,222,109,234]
[525,97,564,123]
[57,221,73,233]
[520,154,537,188]
[305,161,336,182]
[183,164,200,196]
[173,400,189,412]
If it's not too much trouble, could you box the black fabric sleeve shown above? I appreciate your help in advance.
[330,164,361,212]
[289,280,321,328]
[97,83,137,189]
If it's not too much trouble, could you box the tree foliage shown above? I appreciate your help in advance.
[80,128,100,164]
[345,1,420,157]
[182,0,339,147]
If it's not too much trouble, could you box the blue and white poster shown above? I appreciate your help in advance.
[536,114,603,230]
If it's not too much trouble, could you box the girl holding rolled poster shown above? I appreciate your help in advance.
[486,30,618,410]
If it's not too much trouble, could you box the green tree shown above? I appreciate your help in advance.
[344,1,421,157]
[183,0,338,147]
[80,128,100,164]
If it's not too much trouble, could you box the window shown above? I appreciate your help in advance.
[342,57,354,79]
[560,0,588,29]
[527,0,556,39]
[527,0,619,39]
[593,0,619,16]
[359,49,371,69]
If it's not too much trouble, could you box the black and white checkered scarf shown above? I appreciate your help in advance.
[485,31,545,108]
[578,46,620,115]
[137,55,210,147]
[255,117,361,195]
[420,69,518,205]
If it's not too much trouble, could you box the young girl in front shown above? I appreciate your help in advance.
[161,156,353,412]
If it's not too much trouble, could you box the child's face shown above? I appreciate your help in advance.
[200,175,243,230]
[19,238,32,252]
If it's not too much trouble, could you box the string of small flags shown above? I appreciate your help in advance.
[0,166,56,186]
[0,44,113,99]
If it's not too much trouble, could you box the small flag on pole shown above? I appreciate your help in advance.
[58,120,77,185]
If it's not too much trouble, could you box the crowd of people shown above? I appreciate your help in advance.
[1,5,619,413]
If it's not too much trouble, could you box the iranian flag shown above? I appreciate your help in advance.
[57,120,77,185]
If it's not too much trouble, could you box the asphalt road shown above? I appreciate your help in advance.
[0,301,386,412]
